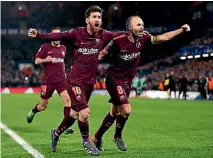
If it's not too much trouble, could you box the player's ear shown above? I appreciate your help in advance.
[86,18,89,24]
[128,25,132,31]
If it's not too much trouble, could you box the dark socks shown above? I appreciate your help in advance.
[95,112,116,140]
[55,116,76,136]
[114,114,128,138]
[32,104,39,113]
[78,120,89,143]
[64,106,71,117]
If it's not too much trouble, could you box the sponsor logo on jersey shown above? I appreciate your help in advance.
[78,48,99,54]
[51,57,64,63]
[120,52,141,61]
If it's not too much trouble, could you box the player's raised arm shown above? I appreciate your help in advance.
[28,28,76,40]
[150,24,190,44]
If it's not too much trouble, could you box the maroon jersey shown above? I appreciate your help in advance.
[106,34,151,83]
[37,27,124,85]
[36,43,66,84]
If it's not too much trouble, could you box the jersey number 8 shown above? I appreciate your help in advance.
[117,86,124,94]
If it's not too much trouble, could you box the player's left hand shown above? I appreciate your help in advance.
[181,24,190,32]
[28,28,37,38]
[143,31,152,36]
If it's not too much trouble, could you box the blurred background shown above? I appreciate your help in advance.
[1,1,213,100]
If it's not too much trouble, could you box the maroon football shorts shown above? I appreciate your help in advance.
[105,76,131,106]
[68,81,94,112]
[40,80,68,99]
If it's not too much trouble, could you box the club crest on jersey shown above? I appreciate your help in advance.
[136,42,141,48]
[96,39,100,44]
[62,51,65,56]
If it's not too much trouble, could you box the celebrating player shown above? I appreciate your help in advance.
[91,15,190,151]
[28,5,125,156]
[27,27,74,133]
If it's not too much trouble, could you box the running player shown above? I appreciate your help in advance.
[91,15,190,151]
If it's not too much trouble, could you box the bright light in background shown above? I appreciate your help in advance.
[180,56,186,60]
[187,55,193,59]
[203,54,209,57]
[210,53,213,56]
[25,77,28,80]
[194,55,201,58]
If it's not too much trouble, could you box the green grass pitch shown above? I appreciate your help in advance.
[1,94,213,158]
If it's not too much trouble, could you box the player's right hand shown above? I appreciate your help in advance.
[44,56,52,62]
[98,54,104,60]
[98,48,108,60]
[28,28,37,38]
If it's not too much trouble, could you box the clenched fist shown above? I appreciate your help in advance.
[181,24,190,32]
[44,56,52,62]
[28,28,37,38]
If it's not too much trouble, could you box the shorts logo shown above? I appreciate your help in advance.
[76,95,81,101]
[41,85,47,96]
[120,95,125,100]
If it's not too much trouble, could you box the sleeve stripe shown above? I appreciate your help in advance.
[113,34,126,40]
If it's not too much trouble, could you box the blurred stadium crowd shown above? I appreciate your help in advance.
[1,1,213,98]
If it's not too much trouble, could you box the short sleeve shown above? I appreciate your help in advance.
[35,44,47,58]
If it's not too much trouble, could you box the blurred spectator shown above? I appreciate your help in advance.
[107,1,123,29]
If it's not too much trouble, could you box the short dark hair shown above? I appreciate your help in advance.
[51,27,61,31]
[126,15,140,30]
[85,5,103,18]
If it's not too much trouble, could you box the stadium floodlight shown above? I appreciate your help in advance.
[180,56,186,60]
[187,55,193,59]
[194,55,201,58]
[203,54,209,57]
[210,53,213,56]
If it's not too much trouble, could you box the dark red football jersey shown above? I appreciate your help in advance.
[37,27,125,85]
[36,43,66,84]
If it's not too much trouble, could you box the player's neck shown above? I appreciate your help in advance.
[87,25,97,36]
[51,42,60,47]
[128,32,139,43]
